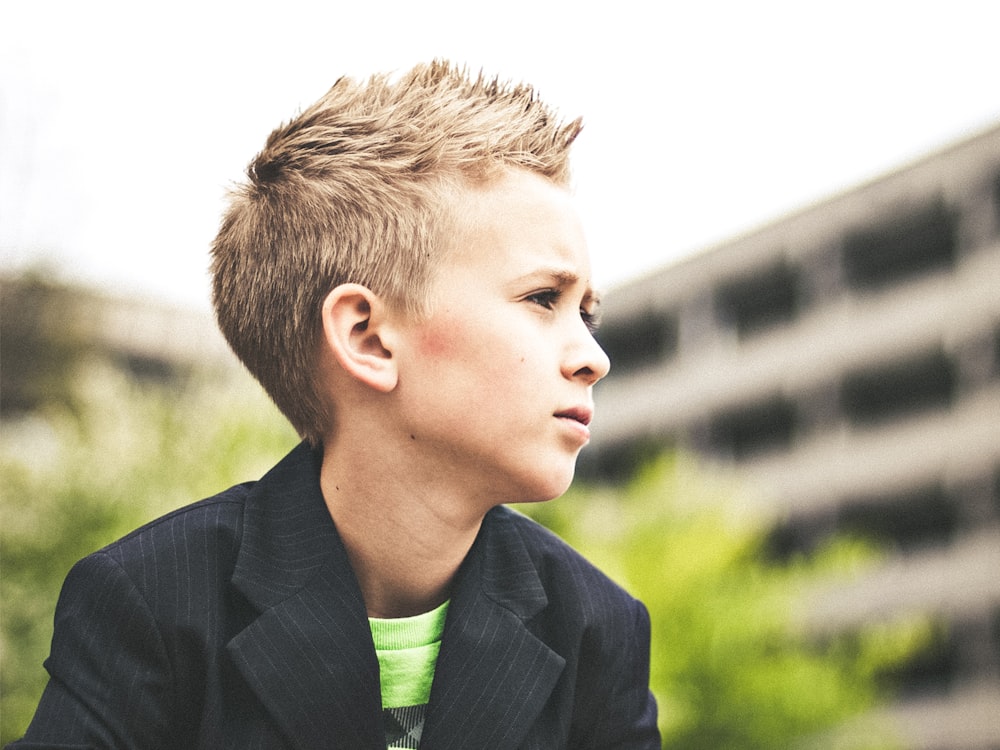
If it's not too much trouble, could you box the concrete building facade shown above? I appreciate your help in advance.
[585,125,1000,749]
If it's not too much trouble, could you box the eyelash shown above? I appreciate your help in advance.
[526,289,601,334]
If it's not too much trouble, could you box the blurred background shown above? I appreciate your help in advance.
[2,0,999,747]
[582,123,1000,749]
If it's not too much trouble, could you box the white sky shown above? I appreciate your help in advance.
[2,0,999,310]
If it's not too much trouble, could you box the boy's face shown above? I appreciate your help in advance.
[390,168,610,508]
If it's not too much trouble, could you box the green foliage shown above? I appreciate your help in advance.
[524,454,931,750]
[0,361,297,743]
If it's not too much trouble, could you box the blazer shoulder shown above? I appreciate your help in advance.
[93,481,255,578]
[494,506,642,615]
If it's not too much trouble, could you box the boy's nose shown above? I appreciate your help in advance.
[564,329,611,385]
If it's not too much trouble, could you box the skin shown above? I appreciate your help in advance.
[318,168,610,618]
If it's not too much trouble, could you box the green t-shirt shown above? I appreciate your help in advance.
[369,600,449,750]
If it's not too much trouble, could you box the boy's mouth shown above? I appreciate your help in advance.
[554,407,593,426]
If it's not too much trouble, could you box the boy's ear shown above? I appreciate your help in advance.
[321,284,399,393]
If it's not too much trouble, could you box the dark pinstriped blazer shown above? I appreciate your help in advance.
[11,443,660,749]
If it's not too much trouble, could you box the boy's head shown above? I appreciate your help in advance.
[211,60,583,445]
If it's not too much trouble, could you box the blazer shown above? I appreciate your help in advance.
[11,442,660,749]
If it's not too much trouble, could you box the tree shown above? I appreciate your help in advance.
[523,454,930,749]
[0,362,297,743]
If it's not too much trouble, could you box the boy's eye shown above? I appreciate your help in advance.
[525,289,561,310]
[526,288,601,334]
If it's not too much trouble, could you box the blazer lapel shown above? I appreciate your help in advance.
[224,446,565,749]
[421,508,566,750]
[226,443,384,750]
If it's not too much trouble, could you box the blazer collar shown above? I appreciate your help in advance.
[227,443,565,750]
[422,507,566,749]
[228,442,384,749]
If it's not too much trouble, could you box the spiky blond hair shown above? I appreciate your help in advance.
[211,60,583,445]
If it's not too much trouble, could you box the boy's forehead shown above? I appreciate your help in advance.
[441,170,592,279]
[441,236,597,299]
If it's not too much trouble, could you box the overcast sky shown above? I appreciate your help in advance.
[2,0,999,309]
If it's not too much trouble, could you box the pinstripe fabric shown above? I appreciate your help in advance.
[9,443,659,750]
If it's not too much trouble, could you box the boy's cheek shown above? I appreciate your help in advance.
[416,322,458,359]
[414,313,482,360]
[410,309,514,371]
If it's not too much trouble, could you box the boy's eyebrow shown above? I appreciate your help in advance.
[516,267,602,305]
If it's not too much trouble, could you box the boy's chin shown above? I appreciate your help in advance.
[516,467,577,505]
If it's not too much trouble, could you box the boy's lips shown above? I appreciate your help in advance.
[554,406,593,427]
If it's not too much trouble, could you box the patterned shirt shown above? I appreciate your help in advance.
[369,601,450,749]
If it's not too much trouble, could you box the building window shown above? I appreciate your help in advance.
[707,395,797,461]
[992,607,1000,672]
[994,324,1000,377]
[841,348,956,425]
[993,463,1000,519]
[883,618,958,697]
[993,168,1000,229]
[577,434,672,482]
[842,200,957,290]
[764,512,836,561]
[595,310,678,374]
[115,351,179,384]
[713,260,800,338]
[838,483,958,552]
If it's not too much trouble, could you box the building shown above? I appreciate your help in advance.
[585,124,1000,749]
[0,274,236,418]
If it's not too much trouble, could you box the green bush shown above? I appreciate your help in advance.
[523,454,930,749]
[0,361,297,743]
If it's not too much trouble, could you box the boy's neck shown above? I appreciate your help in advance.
[318,436,486,619]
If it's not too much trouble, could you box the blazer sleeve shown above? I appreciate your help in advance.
[579,598,661,750]
[9,551,175,749]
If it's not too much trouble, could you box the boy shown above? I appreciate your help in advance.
[11,61,660,749]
